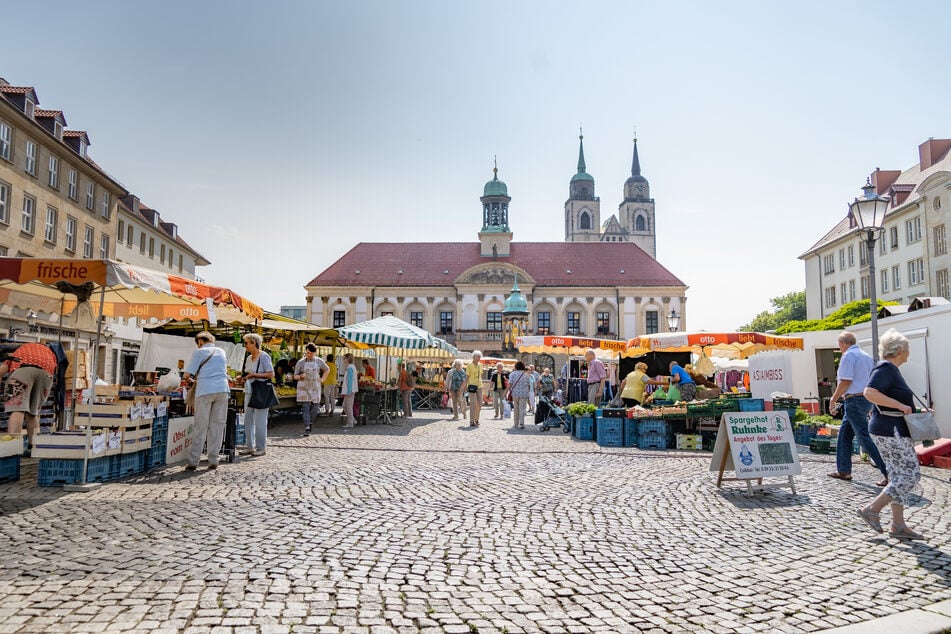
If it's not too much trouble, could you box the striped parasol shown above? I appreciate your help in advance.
[337,315,438,349]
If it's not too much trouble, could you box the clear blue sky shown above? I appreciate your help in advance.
[3,1,949,330]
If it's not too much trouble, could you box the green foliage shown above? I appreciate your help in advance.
[794,408,809,423]
[566,402,597,416]
[809,414,836,426]
[775,299,898,334]
[740,291,807,331]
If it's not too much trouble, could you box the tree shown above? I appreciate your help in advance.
[775,298,896,334]
[739,291,807,332]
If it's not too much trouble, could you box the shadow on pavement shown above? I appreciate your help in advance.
[716,488,813,509]
[892,541,951,585]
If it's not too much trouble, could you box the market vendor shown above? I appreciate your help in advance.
[361,359,376,379]
[294,343,329,436]
[620,362,667,406]
[0,343,57,455]
[584,349,607,405]
[668,361,697,402]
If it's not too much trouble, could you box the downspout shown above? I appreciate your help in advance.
[370,288,375,320]
[615,287,621,339]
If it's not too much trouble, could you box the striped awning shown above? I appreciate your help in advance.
[337,315,439,350]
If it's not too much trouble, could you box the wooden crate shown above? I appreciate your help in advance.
[0,431,26,458]
[74,403,136,427]
[121,424,153,454]
[32,430,121,459]
[676,433,703,450]
[92,384,121,401]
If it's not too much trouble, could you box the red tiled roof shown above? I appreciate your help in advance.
[308,242,685,288]
[33,108,62,118]
[0,85,35,95]
[891,183,915,192]
[63,129,88,138]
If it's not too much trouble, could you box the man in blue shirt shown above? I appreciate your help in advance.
[668,361,696,402]
[828,331,887,485]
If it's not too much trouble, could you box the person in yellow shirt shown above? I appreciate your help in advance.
[322,354,338,415]
[620,362,667,406]
[466,351,483,427]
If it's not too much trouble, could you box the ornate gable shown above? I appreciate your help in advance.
[455,263,535,287]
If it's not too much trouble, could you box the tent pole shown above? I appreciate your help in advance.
[79,285,107,486]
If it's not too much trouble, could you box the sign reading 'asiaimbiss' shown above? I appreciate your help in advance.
[710,411,801,479]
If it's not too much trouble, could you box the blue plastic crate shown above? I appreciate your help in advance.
[596,418,624,447]
[38,456,112,487]
[0,455,20,484]
[574,416,595,441]
[111,451,146,478]
[638,432,669,450]
[147,441,167,469]
[638,419,668,436]
[738,398,765,412]
[623,419,639,447]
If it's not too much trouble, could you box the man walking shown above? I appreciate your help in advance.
[584,349,606,405]
[828,331,888,486]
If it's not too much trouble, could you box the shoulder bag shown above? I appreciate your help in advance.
[248,356,279,409]
[506,372,526,403]
[184,351,213,407]
[877,393,938,443]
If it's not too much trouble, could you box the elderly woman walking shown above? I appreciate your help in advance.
[242,333,275,457]
[448,359,468,421]
[506,361,534,430]
[466,351,483,427]
[183,331,230,471]
[857,329,928,540]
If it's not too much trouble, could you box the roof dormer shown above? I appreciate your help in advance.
[63,130,90,158]
[0,84,40,118]
[34,109,67,140]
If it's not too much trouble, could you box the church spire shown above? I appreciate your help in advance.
[577,127,587,174]
[631,135,641,176]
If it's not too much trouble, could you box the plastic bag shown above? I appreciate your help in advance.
[504,401,512,418]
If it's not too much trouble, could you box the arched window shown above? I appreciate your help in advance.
[580,211,591,230]
[635,214,646,232]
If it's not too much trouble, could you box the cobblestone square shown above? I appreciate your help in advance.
[2,410,950,633]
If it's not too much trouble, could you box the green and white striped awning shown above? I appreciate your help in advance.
[338,315,457,352]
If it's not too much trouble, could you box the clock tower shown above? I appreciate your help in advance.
[618,137,656,258]
[564,131,601,242]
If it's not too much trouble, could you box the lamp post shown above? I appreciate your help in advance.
[848,179,890,361]
[666,308,681,332]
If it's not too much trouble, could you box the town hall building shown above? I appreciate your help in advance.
[305,135,687,356]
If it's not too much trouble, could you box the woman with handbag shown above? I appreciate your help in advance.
[183,331,230,471]
[242,333,275,457]
[857,329,928,540]
[466,351,483,427]
[505,361,533,430]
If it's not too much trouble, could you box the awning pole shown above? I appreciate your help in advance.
[79,285,107,486]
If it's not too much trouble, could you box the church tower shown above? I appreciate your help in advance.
[479,160,513,257]
[618,137,656,258]
[564,131,601,242]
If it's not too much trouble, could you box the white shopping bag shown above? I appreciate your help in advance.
[504,401,512,418]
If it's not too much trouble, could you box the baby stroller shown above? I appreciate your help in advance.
[535,394,571,433]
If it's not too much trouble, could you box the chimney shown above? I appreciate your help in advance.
[869,167,901,194]
[919,138,951,171]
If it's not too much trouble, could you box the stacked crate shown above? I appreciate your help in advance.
[638,419,669,449]
[574,415,596,441]
[596,418,624,447]
[623,418,639,448]
[675,434,703,450]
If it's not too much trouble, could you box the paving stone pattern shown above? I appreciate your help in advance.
[2,410,951,633]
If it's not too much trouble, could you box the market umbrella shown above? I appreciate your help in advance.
[515,335,631,358]
[625,332,804,357]
[337,315,438,349]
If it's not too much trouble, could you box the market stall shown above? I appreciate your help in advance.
[515,335,628,404]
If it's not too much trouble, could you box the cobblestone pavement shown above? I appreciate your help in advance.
[2,408,951,633]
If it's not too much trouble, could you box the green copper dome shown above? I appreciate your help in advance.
[483,167,508,197]
[503,274,529,315]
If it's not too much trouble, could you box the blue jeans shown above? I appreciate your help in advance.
[244,407,269,452]
[836,395,887,476]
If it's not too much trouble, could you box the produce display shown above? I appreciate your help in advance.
[565,402,598,417]
[358,377,387,392]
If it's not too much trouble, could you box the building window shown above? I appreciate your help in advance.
[168,248,173,268]
[645,310,658,335]
[0,180,8,224]
[380,311,394,317]
[823,254,835,275]
[332,310,346,328]
[148,237,155,257]
[848,245,855,267]
[68,169,77,200]
[139,233,146,253]
[892,265,901,289]
[83,225,94,258]
[596,311,610,335]
[0,122,10,161]
[861,275,869,300]
[439,311,453,334]
[839,249,845,269]
[48,155,58,188]
[86,182,95,210]
[25,140,36,175]
[849,280,856,302]
[65,216,77,252]
[409,311,423,328]
[100,235,109,259]
[825,287,836,308]
[935,224,947,257]
[579,212,591,230]
[21,194,35,234]
[890,226,899,250]
[935,197,943,211]
[859,244,868,266]
[100,192,110,219]
[178,254,183,272]
[160,243,166,264]
[486,311,502,331]
[879,236,886,256]
[0,246,6,256]
[906,217,922,244]
[536,311,551,335]
[839,283,847,305]
[908,258,925,286]
[126,224,133,245]
[938,269,950,300]
[567,311,581,335]
[117,219,125,243]
[44,207,57,244]
[880,269,888,293]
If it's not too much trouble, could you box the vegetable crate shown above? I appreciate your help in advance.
[773,397,800,410]
[737,398,765,412]
[597,408,627,419]
[147,439,167,469]
[596,419,624,447]
[574,416,596,441]
[794,425,818,446]
[38,456,113,487]
[623,419,639,448]
[110,451,147,479]
[638,419,670,450]
[0,455,20,484]
[676,434,703,451]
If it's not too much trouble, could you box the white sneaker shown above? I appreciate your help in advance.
[251,450,266,457]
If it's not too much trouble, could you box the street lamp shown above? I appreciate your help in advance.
[666,308,681,332]
[848,179,890,361]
